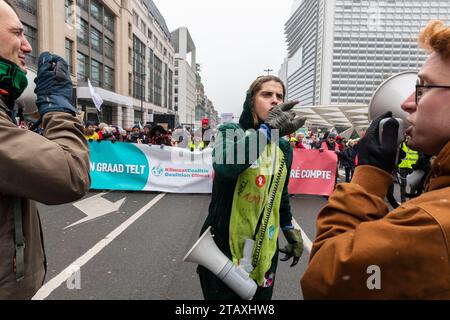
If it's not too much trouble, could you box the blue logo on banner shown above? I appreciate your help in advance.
[89,141,149,191]
[151,166,164,177]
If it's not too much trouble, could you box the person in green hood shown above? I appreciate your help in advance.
[197,75,307,300]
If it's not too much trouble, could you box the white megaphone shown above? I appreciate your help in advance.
[15,67,39,124]
[183,226,257,300]
[368,70,417,144]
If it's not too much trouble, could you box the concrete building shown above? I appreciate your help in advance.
[130,0,175,126]
[282,0,450,129]
[171,27,197,128]
[15,0,133,125]
[12,0,176,128]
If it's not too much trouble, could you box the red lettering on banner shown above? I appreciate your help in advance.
[288,149,338,196]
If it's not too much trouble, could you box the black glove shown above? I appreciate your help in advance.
[265,101,306,137]
[357,112,399,173]
[279,227,303,267]
[34,52,77,117]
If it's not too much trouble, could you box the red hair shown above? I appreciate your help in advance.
[418,20,450,58]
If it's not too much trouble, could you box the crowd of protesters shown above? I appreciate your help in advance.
[81,117,215,151]
[288,130,359,183]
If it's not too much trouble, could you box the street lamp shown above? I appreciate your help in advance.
[264,69,273,76]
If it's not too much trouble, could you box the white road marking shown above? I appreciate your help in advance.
[292,218,313,254]
[32,193,166,300]
[66,193,126,229]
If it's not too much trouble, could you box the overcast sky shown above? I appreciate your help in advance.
[153,0,293,119]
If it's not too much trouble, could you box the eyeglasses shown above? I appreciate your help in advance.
[415,80,450,105]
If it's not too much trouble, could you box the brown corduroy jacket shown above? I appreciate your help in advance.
[0,101,90,299]
[301,141,450,299]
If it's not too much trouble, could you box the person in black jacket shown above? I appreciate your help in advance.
[342,140,357,182]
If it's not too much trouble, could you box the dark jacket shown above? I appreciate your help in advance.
[0,100,90,299]
[341,146,356,168]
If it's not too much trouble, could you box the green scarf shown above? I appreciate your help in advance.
[0,57,28,110]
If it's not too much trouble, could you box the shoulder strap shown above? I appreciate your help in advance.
[13,197,25,282]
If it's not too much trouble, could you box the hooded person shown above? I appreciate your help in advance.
[197,75,307,300]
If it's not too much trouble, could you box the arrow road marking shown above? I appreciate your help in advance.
[32,193,166,300]
[65,193,126,229]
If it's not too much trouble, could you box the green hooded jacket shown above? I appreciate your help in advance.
[198,91,294,300]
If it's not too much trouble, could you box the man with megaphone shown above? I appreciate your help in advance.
[301,20,450,299]
[0,0,91,299]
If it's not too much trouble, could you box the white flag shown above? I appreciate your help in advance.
[88,79,104,112]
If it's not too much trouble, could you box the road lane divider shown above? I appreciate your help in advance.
[32,193,166,300]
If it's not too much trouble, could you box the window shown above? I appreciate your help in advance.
[77,19,89,46]
[77,0,88,11]
[65,38,74,75]
[140,20,146,34]
[129,73,132,96]
[132,10,139,26]
[23,24,37,66]
[77,52,89,82]
[90,0,102,23]
[134,110,143,124]
[128,23,132,39]
[91,27,102,53]
[133,35,146,100]
[91,59,103,87]
[104,66,114,91]
[104,37,114,61]
[148,48,154,103]
[65,0,74,23]
[128,47,132,65]
[164,63,168,108]
[104,9,115,32]
[168,69,173,110]
[17,0,37,15]
[154,56,163,106]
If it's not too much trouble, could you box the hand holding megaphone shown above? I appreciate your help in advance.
[357,112,400,173]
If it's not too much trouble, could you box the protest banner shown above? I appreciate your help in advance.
[89,141,213,193]
[288,149,338,196]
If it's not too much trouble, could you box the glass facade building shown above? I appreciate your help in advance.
[285,0,450,106]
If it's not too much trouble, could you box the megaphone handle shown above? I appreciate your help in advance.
[379,117,405,172]
[379,118,405,145]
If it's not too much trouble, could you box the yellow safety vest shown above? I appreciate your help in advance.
[229,143,287,286]
[189,140,205,151]
[398,142,419,169]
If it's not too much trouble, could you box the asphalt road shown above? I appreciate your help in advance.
[34,191,327,300]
